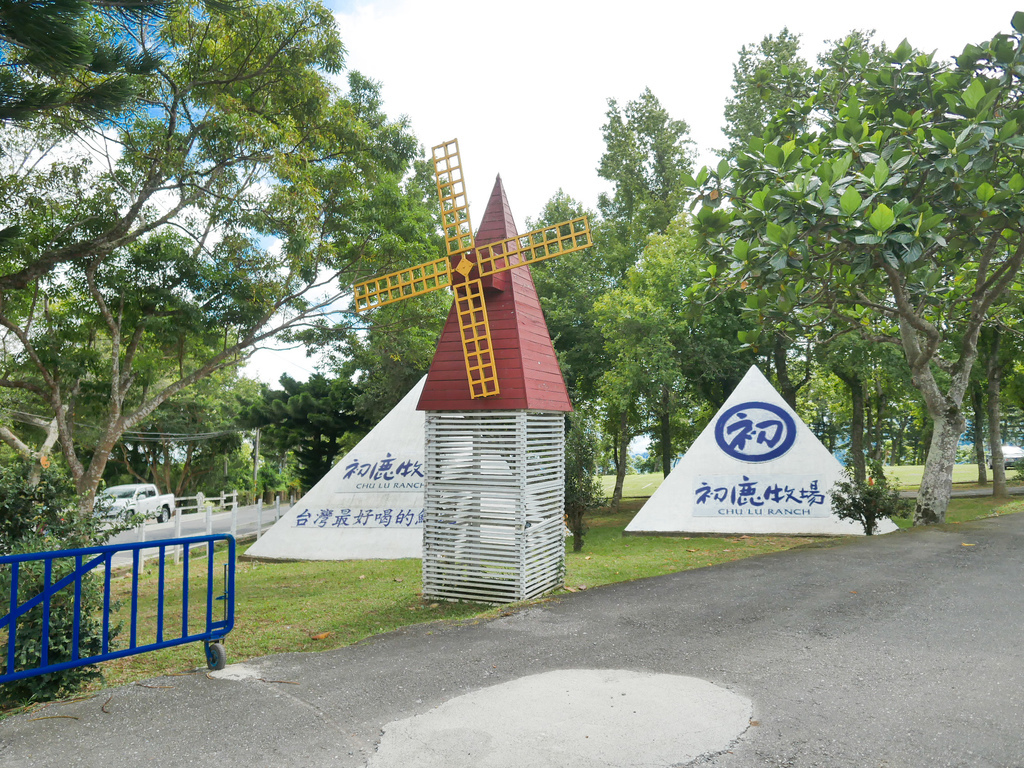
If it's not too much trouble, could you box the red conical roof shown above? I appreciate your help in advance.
[417,175,571,412]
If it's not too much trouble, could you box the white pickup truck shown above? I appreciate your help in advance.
[97,483,176,523]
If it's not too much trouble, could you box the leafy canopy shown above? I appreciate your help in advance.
[687,13,1024,524]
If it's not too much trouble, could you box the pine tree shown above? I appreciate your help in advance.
[0,0,168,122]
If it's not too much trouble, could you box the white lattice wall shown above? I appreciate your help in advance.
[422,411,565,604]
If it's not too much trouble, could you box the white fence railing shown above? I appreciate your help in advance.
[125,492,287,565]
[174,490,239,515]
[130,491,287,559]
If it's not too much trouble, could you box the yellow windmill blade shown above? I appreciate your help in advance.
[433,139,501,397]
[354,138,589,399]
[453,277,499,398]
[353,256,452,313]
[475,216,593,278]
[433,139,475,258]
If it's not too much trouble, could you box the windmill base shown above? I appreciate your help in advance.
[422,410,565,604]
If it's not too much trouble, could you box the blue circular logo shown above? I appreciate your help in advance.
[714,401,797,463]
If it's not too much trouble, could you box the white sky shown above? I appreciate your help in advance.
[247,0,1019,385]
[332,0,1018,220]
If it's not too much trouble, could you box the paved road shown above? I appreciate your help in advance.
[104,502,291,566]
[2,512,1022,767]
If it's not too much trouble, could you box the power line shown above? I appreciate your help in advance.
[0,409,250,442]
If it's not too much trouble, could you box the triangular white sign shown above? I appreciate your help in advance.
[246,377,426,560]
[624,366,897,536]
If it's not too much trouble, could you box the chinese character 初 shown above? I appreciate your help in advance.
[344,459,374,479]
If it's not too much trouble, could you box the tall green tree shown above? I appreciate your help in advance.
[241,373,366,491]
[598,88,695,269]
[978,325,1024,497]
[0,0,435,513]
[112,369,260,496]
[529,190,608,399]
[0,0,172,123]
[563,407,603,553]
[302,157,448,423]
[595,216,755,478]
[688,15,1024,525]
[816,332,912,481]
[591,89,695,504]
[722,28,811,157]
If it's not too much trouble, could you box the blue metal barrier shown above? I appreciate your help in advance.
[1,535,235,685]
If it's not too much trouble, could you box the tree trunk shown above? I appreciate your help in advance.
[772,334,810,409]
[915,409,965,525]
[660,385,672,478]
[850,381,866,483]
[835,371,866,483]
[917,420,932,466]
[986,332,1007,498]
[971,385,988,485]
[898,309,976,526]
[869,385,887,462]
[610,412,629,513]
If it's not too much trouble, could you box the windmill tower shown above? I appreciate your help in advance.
[354,139,590,602]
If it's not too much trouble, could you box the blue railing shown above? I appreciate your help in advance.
[1,535,235,685]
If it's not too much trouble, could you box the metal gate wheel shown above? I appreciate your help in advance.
[206,642,227,671]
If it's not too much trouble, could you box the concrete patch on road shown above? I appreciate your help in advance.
[365,668,751,768]
[207,663,265,682]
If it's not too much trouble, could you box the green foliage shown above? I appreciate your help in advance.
[113,369,261,497]
[0,1,435,512]
[564,409,603,552]
[598,88,695,265]
[0,0,167,122]
[338,292,448,424]
[589,91,697,504]
[529,190,608,399]
[721,27,811,157]
[830,461,912,535]
[0,463,123,706]
[241,374,367,492]
[284,151,447,424]
[688,15,1024,524]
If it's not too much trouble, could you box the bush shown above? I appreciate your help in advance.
[830,460,912,535]
[0,463,121,707]
[564,411,603,553]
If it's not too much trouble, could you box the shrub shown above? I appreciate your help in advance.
[564,411,603,552]
[0,463,121,707]
[830,460,912,535]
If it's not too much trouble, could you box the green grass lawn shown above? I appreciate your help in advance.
[885,464,1023,489]
[599,473,667,499]
[890,496,1024,528]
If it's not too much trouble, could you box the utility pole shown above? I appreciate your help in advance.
[252,428,260,502]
